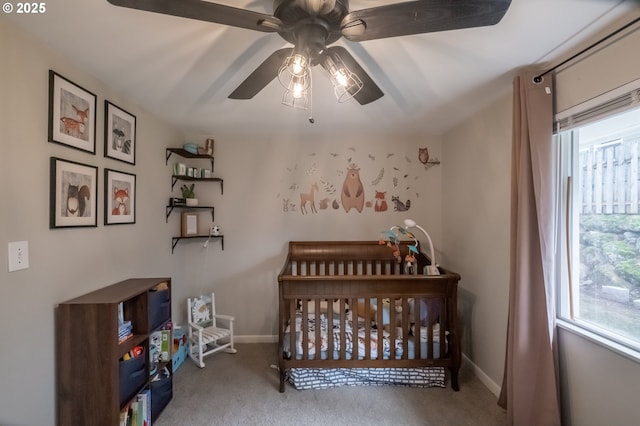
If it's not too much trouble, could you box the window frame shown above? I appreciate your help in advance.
[555,81,640,364]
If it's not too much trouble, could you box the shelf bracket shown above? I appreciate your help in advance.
[171,235,224,253]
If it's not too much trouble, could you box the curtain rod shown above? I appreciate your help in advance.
[532,16,640,83]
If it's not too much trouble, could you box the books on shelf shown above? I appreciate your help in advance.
[118,303,133,342]
[118,320,132,343]
[150,323,172,363]
[120,388,151,426]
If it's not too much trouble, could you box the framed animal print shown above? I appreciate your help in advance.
[105,101,136,165]
[104,168,136,225]
[48,70,97,154]
[50,157,98,228]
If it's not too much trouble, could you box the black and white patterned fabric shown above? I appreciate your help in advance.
[286,367,446,390]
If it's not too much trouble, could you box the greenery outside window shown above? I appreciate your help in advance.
[556,81,640,359]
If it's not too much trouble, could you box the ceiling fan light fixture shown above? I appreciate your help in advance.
[281,72,310,110]
[278,56,308,90]
[287,52,309,76]
[323,54,363,103]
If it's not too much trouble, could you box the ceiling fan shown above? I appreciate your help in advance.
[106,0,512,106]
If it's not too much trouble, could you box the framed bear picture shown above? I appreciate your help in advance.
[104,168,136,225]
[50,157,98,228]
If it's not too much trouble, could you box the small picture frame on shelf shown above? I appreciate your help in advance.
[181,212,198,237]
[105,100,136,164]
[48,70,97,154]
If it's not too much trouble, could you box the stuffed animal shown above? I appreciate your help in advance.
[356,298,403,326]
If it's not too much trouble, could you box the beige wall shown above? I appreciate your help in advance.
[0,18,443,425]
[441,90,513,394]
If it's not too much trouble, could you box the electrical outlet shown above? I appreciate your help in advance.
[8,241,29,272]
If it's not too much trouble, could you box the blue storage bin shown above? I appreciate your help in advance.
[119,351,147,405]
[151,375,173,422]
[149,289,170,330]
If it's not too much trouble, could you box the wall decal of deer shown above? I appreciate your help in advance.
[300,182,319,214]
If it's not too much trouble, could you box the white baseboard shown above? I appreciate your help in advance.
[235,335,278,344]
[462,353,502,397]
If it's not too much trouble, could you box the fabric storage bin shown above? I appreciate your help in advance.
[119,351,147,405]
[149,288,170,330]
[151,375,173,422]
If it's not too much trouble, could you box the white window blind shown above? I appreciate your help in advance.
[555,78,640,131]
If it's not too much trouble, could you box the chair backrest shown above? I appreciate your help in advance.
[188,293,217,326]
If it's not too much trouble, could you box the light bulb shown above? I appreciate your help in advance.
[290,75,306,99]
[289,54,307,76]
[334,69,348,87]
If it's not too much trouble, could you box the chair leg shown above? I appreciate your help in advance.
[224,323,237,354]
[188,340,205,368]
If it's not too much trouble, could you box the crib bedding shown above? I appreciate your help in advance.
[283,310,445,361]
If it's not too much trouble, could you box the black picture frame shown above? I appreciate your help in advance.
[50,157,98,228]
[48,70,97,154]
[104,168,136,225]
[104,100,136,165]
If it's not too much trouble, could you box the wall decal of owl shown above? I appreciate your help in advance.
[418,147,429,164]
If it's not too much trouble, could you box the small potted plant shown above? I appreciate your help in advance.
[181,183,198,206]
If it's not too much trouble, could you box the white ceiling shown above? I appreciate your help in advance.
[4,0,639,136]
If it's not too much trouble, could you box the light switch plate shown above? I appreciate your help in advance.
[8,241,29,272]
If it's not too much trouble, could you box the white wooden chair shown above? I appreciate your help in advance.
[187,293,236,368]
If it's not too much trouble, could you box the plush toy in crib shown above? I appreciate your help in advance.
[357,298,402,326]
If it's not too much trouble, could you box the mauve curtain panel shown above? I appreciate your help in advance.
[498,70,561,426]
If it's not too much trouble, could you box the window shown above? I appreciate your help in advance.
[556,82,640,358]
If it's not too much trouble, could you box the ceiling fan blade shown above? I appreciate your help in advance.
[341,0,511,42]
[229,48,293,99]
[325,46,383,105]
[106,0,283,32]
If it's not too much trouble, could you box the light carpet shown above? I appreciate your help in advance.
[155,343,506,426]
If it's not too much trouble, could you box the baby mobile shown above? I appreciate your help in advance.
[379,219,440,276]
[379,226,419,274]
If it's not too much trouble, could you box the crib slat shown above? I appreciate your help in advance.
[389,298,397,360]
[363,299,371,360]
[302,299,308,360]
[314,299,321,361]
[289,299,296,361]
[426,298,434,360]
[415,299,422,360]
[375,298,383,360]
[327,299,334,360]
[401,298,409,359]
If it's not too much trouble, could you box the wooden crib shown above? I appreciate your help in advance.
[277,241,461,392]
